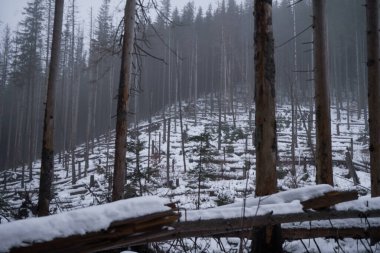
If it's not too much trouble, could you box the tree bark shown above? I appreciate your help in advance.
[38,0,64,217]
[166,118,171,187]
[112,0,136,201]
[253,0,281,252]
[366,0,380,197]
[254,0,277,196]
[313,0,333,186]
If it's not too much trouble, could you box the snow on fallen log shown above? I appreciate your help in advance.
[0,196,172,252]
[177,185,380,236]
[181,184,335,222]
[224,184,334,209]
[301,190,358,210]
[175,197,380,240]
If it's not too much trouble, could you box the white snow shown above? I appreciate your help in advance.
[335,196,380,211]
[181,185,380,223]
[0,196,170,252]
[226,184,334,207]
[182,185,334,221]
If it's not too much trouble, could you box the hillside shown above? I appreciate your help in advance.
[0,94,374,252]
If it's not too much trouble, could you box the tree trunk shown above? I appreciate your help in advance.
[166,118,171,187]
[254,0,277,197]
[253,0,281,251]
[291,80,296,176]
[37,0,64,217]
[366,0,380,197]
[313,0,333,186]
[112,0,136,201]
[85,8,94,177]
[177,52,187,173]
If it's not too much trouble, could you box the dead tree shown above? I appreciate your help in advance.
[112,0,136,201]
[366,0,380,197]
[254,0,277,198]
[253,0,281,252]
[313,0,333,186]
[38,0,65,217]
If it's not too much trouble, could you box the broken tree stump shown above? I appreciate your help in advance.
[301,190,358,210]
[345,148,360,185]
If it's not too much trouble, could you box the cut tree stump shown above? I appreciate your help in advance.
[301,190,358,210]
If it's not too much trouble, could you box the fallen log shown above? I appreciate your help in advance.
[173,209,380,238]
[207,226,380,242]
[10,211,179,253]
[1,196,178,253]
[301,190,358,210]
[173,197,380,241]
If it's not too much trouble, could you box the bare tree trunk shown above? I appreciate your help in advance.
[345,50,350,131]
[253,0,281,251]
[366,0,380,197]
[105,62,114,174]
[166,118,171,187]
[112,0,136,201]
[254,0,277,197]
[218,91,222,150]
[70,0,77,185]
[85,8,94,177]
[313,0,333,186]
[37,0,64,217]
[177,52,187,173]
[291,80,296,177]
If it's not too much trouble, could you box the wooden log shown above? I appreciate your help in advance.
[173,209,380,239]
[301,190,358,210]
[194,226,380,242]
[126,223,380,247]
[9,210,179,253]
[282,227,380,243]
[69,188,87,196]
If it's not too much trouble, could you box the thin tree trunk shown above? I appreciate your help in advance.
[177,52,187,173]
[218,91,222,150]
[37,0,64,217]
[313,0,333,185]
[366,0,380,197]
[166,118,171,187]
[85,8,94,177]
[112,0,136,201]
[291,81,296,176]
[70,0,77,185]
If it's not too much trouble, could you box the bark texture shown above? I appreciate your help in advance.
[254,0,277,197]
[253,0,281,252]
[38,0,65,217]
[313,0,333,186]
[366,0,380,197]
[112,0,136,201]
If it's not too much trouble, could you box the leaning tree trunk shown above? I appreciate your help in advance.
[313,0,333,186]
[112,0,136,202]
[37,0,64,217]
[366,0,380,197]
[253,0,281,252]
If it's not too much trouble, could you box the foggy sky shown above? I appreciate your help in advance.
[0,0,234,32]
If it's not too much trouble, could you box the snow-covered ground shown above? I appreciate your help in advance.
[0,93,377,252]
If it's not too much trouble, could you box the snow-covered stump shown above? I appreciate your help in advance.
[0,196,178,253]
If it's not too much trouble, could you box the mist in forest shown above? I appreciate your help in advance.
[0,0,368,172]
